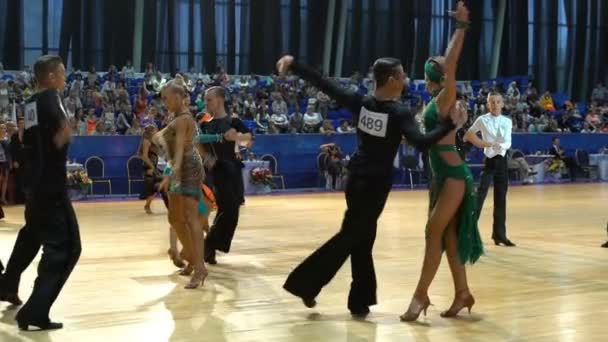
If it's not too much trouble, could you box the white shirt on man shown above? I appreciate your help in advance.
[468,113,512,158]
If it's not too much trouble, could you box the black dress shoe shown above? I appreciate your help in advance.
[205,255,217,265]
[0,279,23,305]
[349,306,370,318]
[283,285,316,308]
[494,239,516,247]
[302,297,317,308]
[0,292,23,306]
[601,241,608,248]
[204,249,217,265]
[17,320,63,331]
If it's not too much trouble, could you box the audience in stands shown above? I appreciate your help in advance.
[0,61,605,142]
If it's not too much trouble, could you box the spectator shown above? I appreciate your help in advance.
[64,90,82,118]
[254,99,270,133]
[592,82,607,105]
[271,92,288,117]
[319,119,336,135]
[288,105,304,133]
[506,82,520,102]
[0,81,9,114]
[135,87,149,118]
[102,104,116,131]
[121,60,135,79]
[539,91,556,112]
[270,110,289,133]
[87,66,98,88]
[316,91,330,118]
[126,119,143,135]
[337,120,355,134]
[0,123,9,203]
[586,109,602,132]
[115,105,132,134]
[303,105,322,133]
[86,110,98,135]
[462,81,474,98]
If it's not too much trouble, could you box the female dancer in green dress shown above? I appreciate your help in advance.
[401,1,483,322]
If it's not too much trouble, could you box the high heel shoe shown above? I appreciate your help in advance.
[400,295,432,322]
[440,293,475,318]
[167,249,186,268]
[184,267,208,289]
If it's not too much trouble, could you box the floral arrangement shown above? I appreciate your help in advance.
[66,170,92,191]
[250,167,273,186]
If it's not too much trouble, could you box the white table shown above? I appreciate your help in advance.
[66,163,87,200]
[242,160,271,194]
[525,155,553,183]
[589,154,608,181]
[67,162,84,172]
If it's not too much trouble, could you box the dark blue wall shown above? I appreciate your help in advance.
[68,133,608,194]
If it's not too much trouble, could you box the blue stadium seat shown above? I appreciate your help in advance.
[552,92,569,108]
[243,120,257,131]
[327,111,340,120]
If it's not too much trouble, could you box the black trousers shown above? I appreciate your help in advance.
[205,161,241,256]
[2,192,81,323]
[283,173,392,311]
[477,155,509,241]
[235,161,245,205]
[12,167,26,204]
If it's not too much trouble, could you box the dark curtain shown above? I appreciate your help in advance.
[442,0,452,52]
[188,0,195,69]
[306,0,327,70]
[345,0,363,75]
[586,0,608,94]
[385,0,415,74]
[455,0,483,81]
[367,0,377,64]
[532,0,558,92]
[141,0,157,69]
[585,0,598,96]
[70,0,83,68]
[399,0,416,74]
[166,0,176,74]
[0,0,6,62]
[1,0,22,69]
[79,0,96,69]
[596,1,608,87]
[289,0,301,59]
[153,0,172,73]
[58,0,73,65]
[249,0,282,74]
[567,0,587,100]
[238,0,250,74]
[201,0,217,73]
[42,0,49,55]
[411,0,432,79]
[58,0,134,71]
[227,0,236,74]
[498,0,528,77]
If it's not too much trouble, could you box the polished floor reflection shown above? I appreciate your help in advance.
[0,183,607,341]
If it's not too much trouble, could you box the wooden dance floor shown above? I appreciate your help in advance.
[0,183,607,341]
